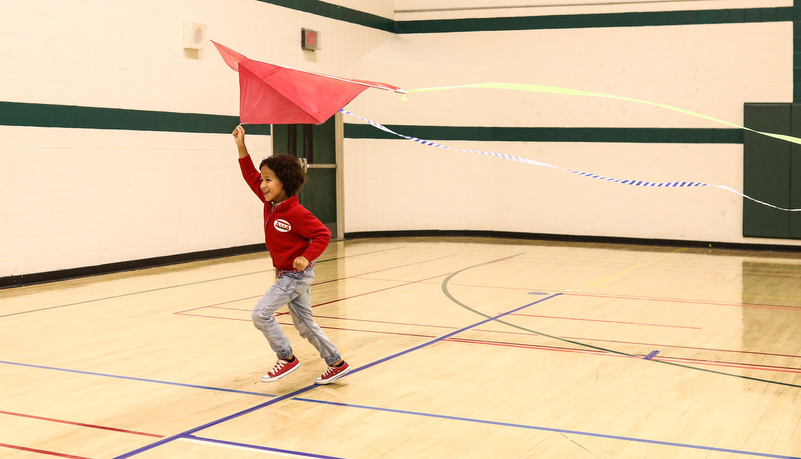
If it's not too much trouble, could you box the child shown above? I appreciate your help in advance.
[232,125,350,385]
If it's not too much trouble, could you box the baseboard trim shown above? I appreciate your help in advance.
[1,244,267,290]
[344,229,801,253]
[5,231,800,289]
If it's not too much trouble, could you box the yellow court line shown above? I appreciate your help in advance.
[585,248,687,288]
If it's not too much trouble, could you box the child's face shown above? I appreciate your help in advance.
[260,166,288,203]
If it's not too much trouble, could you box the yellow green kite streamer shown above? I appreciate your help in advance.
[403,83,801,146]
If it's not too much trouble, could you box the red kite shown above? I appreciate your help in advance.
[212,41,405,125]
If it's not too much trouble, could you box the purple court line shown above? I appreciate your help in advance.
[181,435,344,458]
[0,360,274,398]
[644,350,660,360]
[111,293,563,459]
[292,398,801,459]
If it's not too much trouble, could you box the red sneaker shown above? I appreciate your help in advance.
[261,358,300,382]
[315,361,350,385]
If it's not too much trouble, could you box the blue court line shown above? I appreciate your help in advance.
[113,292,563,458]
[182,435,345,458]
[0,360,274,398]
[292,398,801,459]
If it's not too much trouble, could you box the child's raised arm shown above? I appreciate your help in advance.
[232,125,249,158]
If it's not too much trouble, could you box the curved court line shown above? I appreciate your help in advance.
[440,255,801,389]
[341,109,801,212]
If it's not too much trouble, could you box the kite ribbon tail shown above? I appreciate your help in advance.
[713,185,801,212]
[339,109,801,212]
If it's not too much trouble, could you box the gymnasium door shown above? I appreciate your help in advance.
[271,114,342,238]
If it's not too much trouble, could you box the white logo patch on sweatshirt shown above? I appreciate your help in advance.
[274,219,291,232]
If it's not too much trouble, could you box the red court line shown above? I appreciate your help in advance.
[445,337,801,374]
[179,272,451,319]
[507,313,701,330]
[563,291,801,311]
[0,410,163,438]
[175,313,247,322]
[207,306,251,312]
[562,335,801,360]
[300,324,435,339]
[313,314,460,331]
[314,254,456,286]
[179,307,801,374]
[177,312,437,339]
[200,310,463,334]
[181,305,801,362]
[275,272,451,316]
[444,337,609,356]
[174,256,455,316]
[651,356,801,374]
[290,316,801,363]
[174,296,260,315]
[0,443,92,459]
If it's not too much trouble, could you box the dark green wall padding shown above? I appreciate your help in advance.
[345,124,742,144]
[742,103,801,238]
[273,117,338,228]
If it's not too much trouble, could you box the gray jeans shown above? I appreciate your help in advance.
[251,268,342,365]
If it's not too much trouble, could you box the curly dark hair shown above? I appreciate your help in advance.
[259,155,306,196]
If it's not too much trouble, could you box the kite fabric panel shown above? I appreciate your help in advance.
[212,41,404,125]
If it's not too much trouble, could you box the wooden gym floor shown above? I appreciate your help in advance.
[1,236,800,458]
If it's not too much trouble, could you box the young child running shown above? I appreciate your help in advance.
[232,125,350,385]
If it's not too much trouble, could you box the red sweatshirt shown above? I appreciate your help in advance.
[239,156,331,270]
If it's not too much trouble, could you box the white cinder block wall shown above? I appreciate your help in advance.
[345,0,795,244]
[0,0,395,278]
[1,0,798,280]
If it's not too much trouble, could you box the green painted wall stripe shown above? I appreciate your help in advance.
[255,2,789,33]
[0,101,270,135]
[345,123,742,144]
[0,100,741,144]
[256,0,393,32]
[396,7,792,34]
